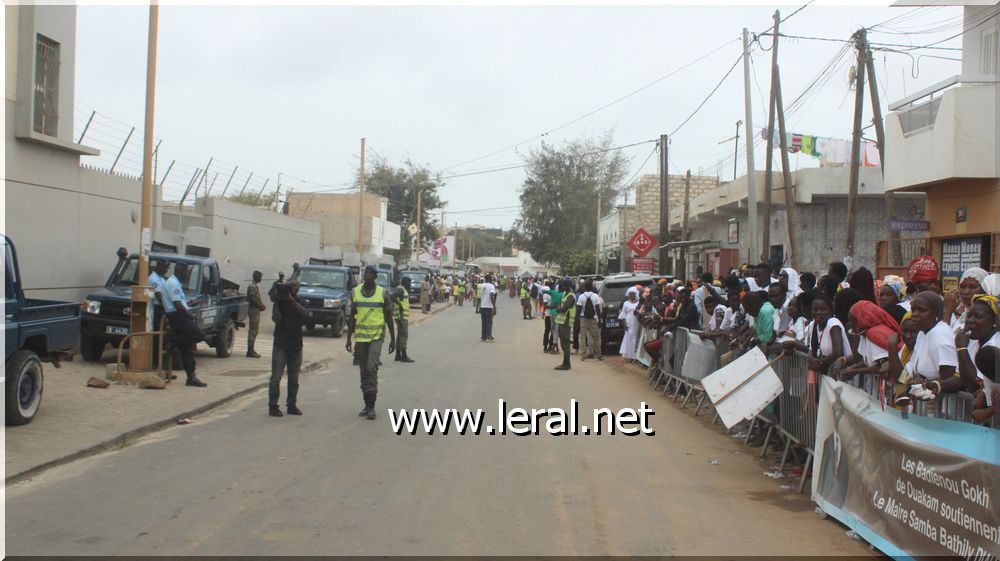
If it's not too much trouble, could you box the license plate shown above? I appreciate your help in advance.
[106,326,129,336]
[605,319,617,328]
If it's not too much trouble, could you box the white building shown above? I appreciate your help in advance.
[883,0,999,285]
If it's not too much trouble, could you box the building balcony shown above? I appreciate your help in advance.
[885,75,998,192]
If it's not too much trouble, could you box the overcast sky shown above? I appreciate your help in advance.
[74,1,965,228]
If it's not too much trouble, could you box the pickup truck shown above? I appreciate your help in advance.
[79,251,249,361]
[292,262,352,337]
[4,236,81,425]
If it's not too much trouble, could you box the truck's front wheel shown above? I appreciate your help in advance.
[215,320,235,358]
[6,350,43,425]
[80,335,106,362]
[331,315,345,338]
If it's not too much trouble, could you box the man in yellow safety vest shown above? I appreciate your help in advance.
[346,265,397,420]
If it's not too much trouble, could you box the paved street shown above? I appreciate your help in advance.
[5,296,872,556]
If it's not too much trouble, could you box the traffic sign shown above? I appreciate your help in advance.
[627,228,657,258]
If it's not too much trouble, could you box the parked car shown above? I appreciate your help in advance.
[292,261,352,338]
[398,270,430,305]
[598,273,655,352]
[80,250,248,361]
[4,236,81,425]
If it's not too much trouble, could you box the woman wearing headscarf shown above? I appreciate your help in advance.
[956,294,1000,393]
[849,267,877,304]
[945,267,988,333]
[880,274,909,322]
[779,267,801,297]
[618,287,641,363]
[907,255,941,294]
[838,302,904,403]
[982,273,1000,298]
[888,291,963,399]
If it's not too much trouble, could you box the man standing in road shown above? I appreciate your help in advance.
[346,265,397,420]
[419,275,431,314]
[164,262,208,387]
[392,277,415,363]
[268,278,312,417]
[479,273,498,342]
[246,270,266,358]
[577,279,604,361]
[519,275,533,319]
[554,277,576,370]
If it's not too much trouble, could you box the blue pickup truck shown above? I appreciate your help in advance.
[292,260,352,337]
[4,236,81,425]
[80,250,249,361]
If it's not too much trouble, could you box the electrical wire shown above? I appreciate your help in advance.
[438,37,741,173]
[668,51,744,137]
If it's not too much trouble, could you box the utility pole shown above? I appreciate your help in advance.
[415,189,423,261]
[761,11,780,263]
[680,170,691,280]
[845,29,868,266]
[774,71,799,270]
[732,120,742,181]
[129,4,158,372]
[595,190,601,274]
[865,43,899,265]
[742,28,760,266]
[358,138,366,256]
[658,134,670,275]
[622,188,630,273]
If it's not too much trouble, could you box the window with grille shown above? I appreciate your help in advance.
[982,27,998,76]
[33,34,60,136]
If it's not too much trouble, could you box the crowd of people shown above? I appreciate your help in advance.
[602,258,998,427]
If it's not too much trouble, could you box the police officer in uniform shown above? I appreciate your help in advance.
[346,265,397,420]
[554,277,576,371]
[392,277,415,363]
[246,270,266,358]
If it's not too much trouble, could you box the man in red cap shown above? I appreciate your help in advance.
[907,255,941,294]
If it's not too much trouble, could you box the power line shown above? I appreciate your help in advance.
[439,37,741,173]
[668,51,744,137]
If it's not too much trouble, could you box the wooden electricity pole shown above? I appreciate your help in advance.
[129,4,159,372]
[761,10,780,263]
[658,133,670,274]
[357,138,366,256]
[774,71,799,270]
[865,43,899,265]
[742,28,760,265]
[845,29,868,265]
[415,189,423,261]
[680,170,692,280]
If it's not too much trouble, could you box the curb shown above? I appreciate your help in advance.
[5,358,333,485]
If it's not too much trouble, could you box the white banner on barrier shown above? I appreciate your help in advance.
[703,347,783,428]
[680,332,716,382]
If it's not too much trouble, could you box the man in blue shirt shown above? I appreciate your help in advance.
[148,260,170,374]
[165,262,208,387]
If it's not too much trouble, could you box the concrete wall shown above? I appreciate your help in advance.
[597,205,634,260]
[961,5,999,77]
[885,85,997,190]
[635,173,720,238]
[679,194,926,276]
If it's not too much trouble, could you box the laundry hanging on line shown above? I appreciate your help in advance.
[760,128,880,167]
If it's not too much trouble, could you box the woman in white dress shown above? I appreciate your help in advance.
[618,287,641,363]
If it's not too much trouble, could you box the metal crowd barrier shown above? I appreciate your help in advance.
[637,330,997,495]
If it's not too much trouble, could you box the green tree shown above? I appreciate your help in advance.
[360,156,445,262]
[227,190,277,208]
[451,227,514,259]
[511,132,630,268]
[558,250,599,276]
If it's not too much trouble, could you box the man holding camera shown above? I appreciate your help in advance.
[346,265,396,420]
[268,278,313,417]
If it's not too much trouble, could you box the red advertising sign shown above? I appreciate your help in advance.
[627,228,657,258]
[631,258,654,274]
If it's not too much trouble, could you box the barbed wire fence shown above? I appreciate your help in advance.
[72,100,354,211]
